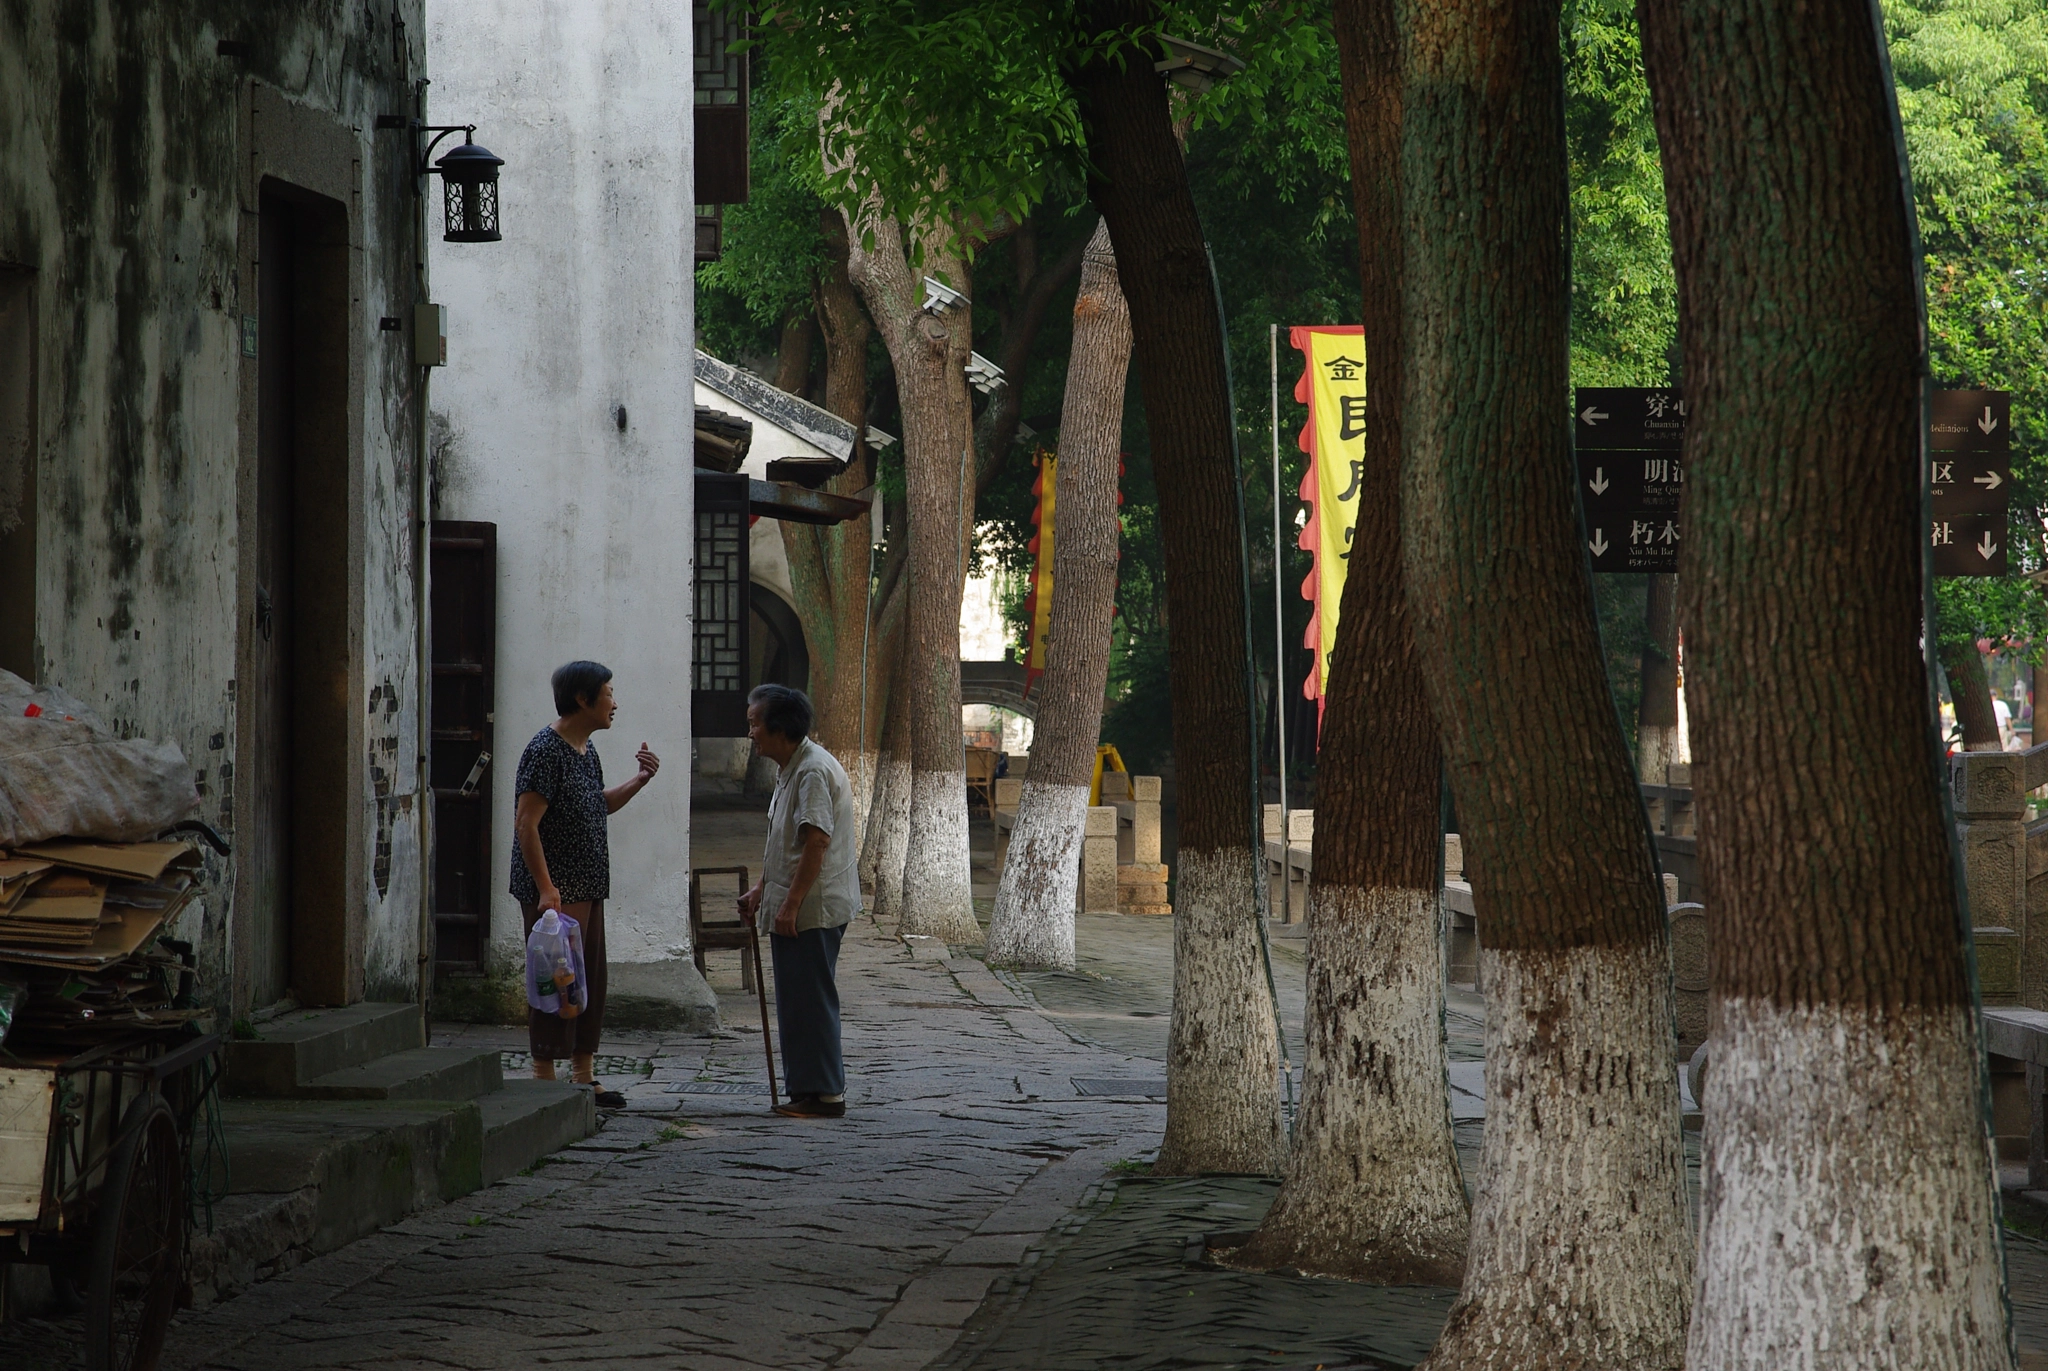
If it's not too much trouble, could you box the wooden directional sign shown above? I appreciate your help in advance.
[1575,387,1686,573]
[1930,389,2011,578]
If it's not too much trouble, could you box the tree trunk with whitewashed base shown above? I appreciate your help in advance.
[1639,2,2015,1365]
[986,219,1130,973]
[867,639,914,918]
[844,208,979,943]
[1398,0,1692,1360]
[1074,3,1283,1176]
[1237,0,1466,1282]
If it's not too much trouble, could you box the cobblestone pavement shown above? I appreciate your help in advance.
[152,917,1166,1371]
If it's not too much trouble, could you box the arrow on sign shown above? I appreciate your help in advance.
[1979,532,2000,560]
[1580,407,1610,426]
[1980,405,2000,435]
[1588,529,1610,557]
[1974,470,2004,491]
[1588,468,1610,494]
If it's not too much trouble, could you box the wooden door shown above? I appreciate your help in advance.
[430,522,496,969]
[247,183,350,1008]
[247,195,299,1007]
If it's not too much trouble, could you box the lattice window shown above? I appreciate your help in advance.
[694,509,746,692]
[694,3,747,105]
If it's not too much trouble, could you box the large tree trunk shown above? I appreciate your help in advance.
[1236,0,1466,1285]
[1398,0,1693,1362]
[785,215,882,816]
[1638,573,1679,781]
[985,219,1130,972]
[1942,639,2004,752]
[1073,4,1284,1176]
[844,208,980,942]
[773,307,818,398]
[1638,3,2015,1366]
[855,523,909,882]
[868,631,915,919]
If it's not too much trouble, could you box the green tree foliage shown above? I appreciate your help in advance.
[1888,0,2048,654]
[1565,0,1678,385]
[695,91,832,364]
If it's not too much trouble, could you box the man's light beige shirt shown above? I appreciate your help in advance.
[760,737,861,932]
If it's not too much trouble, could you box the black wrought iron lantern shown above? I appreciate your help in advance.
[374,114,508,245]
[436,138,504,243]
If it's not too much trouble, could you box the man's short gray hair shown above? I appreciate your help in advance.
[748,684,814,742]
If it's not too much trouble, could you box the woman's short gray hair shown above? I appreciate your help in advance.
[748,684,814,742]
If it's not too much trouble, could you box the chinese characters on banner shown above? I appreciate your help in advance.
[1930,389,2010,577]
[1019,455,1057,697]
[1291,326,1367,710]
[1574,387,1686,573]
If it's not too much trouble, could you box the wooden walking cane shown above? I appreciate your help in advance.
[752,918,778,1107]
[688,865,779,1107]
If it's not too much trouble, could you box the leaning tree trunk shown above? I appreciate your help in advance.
[985,219,1130,972]
[844,207,980,943]
[1942,639,2004,752]
[1638,572,1680,781]
[1236,0,1466,1284]
[1638,3,2016,1366]
[1398,0,1693,1363]
[1074,3,1284,1175]
[788,214,885,829]
[868,633,915,919]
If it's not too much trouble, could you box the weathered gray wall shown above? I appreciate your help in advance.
[0,3,429,1009]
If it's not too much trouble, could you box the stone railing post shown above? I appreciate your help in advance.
[1952,748,2028,1005]
[1081,805,1119,914]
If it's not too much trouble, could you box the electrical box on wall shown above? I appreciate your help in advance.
[414,302,447,366]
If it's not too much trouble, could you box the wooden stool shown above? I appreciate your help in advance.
[689,865,757,992]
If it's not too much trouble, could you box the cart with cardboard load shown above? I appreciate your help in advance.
[0,670,225,1371]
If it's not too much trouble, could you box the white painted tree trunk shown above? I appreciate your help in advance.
[982,219,1127,974]
[1421,942,1692,1370]
[859,751,884,889]
[1158,847,1287,1176]
[844,747,875,878]
[901,767,979,941]
[1238,884,1466,1282]
[869,752,912,919]
[985,780,1087,970]
[1689,1000,2013,1370]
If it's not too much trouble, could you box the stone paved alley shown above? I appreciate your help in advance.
[7,807,2048,1367]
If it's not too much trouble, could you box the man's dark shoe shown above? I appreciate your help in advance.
[773,1095,845,1118]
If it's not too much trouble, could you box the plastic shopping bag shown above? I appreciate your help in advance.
[524,909,588,1018]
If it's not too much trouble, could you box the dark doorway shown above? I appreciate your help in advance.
[749,585,809,694]
[0,265,34,682]
[249,181,351,1009]
[430,521,496,971]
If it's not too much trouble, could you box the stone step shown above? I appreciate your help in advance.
[480,1078,599,1183]
[226,1002,424,1097]
[296,1046,504,1102]
[187,1097,483,1308]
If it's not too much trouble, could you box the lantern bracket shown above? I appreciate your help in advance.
[374,116,481,186]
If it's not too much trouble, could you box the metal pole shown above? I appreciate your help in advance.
[1270,326,1288,828]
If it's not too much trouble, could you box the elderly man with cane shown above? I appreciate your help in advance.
[737,684,859,1119]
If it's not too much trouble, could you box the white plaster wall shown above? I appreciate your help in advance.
[428,1,696,971]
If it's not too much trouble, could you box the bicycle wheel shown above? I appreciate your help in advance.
[85,1096,183,1371]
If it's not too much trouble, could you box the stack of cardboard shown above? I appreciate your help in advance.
[0,839,203,1054]
[0,840,199,972]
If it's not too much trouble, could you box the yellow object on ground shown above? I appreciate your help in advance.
[1089,744,1128,807]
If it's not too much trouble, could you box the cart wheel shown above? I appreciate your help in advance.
[85,1097,184,1371]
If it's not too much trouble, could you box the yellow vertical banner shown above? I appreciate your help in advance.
[1290,326,1366,711]
[1021,455,1056,696]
